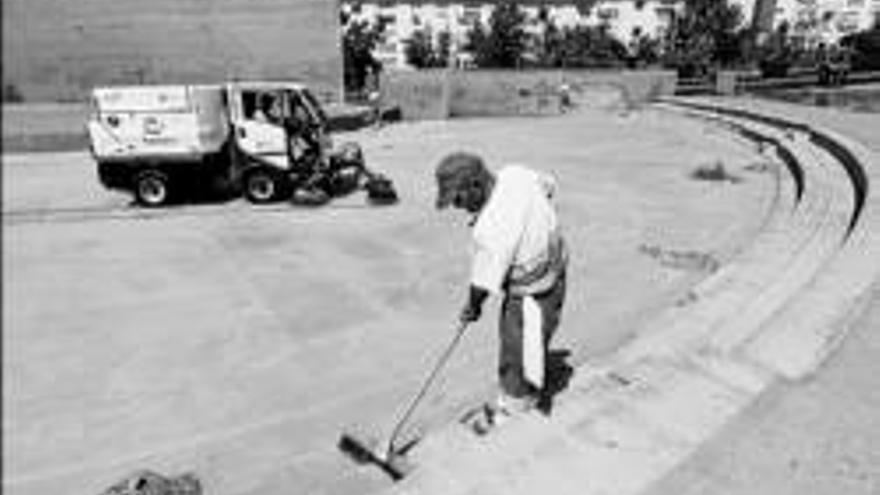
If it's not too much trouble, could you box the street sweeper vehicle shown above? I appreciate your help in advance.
[87,82,397,207]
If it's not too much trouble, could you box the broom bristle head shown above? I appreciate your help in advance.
[338,432,409,481]
[338,433,379,465]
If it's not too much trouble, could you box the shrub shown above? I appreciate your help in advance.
[841,26,880,71]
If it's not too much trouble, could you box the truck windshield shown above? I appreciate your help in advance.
[300,89,328,127]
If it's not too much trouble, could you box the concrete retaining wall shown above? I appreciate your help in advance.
[380,70,449,121]
[448,71,563,117]
[381,70,678,120]
[1,0,343,102]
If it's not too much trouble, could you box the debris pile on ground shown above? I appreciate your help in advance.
[639,244,721,273]
[100,470,201,495]
[690,161,742,183]
[744,161,775,173]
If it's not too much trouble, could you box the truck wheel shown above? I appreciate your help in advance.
[244,168,286,204]
[134,170,170,207]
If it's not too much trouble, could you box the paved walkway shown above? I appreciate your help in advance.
[6,96,876,495]
[2,108,775,495]
[380,97,880,495]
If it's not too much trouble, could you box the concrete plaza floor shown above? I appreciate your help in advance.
[3,107,777,495]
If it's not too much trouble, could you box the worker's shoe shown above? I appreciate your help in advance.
[468,394,536,436]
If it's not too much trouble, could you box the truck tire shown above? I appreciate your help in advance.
[134,170,171,207]
[243,168,287,204]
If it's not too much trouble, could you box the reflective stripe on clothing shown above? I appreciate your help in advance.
[499,271,567,397]
[522,296,544,388]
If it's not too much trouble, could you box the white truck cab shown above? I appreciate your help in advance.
[227,82,332,166]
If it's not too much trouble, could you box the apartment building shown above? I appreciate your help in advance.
[773,0,879,44]
[585,1,682,46]
[814,0,879,40]
[344,2,491,68]
[342,0,690,69]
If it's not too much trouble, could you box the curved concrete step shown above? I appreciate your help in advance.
[744,126,880,380]
[620,105,851,363]
[669,98,880,379]
[382,100,879,495]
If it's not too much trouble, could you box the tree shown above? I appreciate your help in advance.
[556,25,629,68]
[629,32,662,67]
[756,21,796,77]
[531,5,565,67]
[404,29,452,69]
[663,0,746,76]
[465,1,528,68]
[436,30,452,67]
[841,23,880,71]
[405,29,437,69]
[341,15,386,94]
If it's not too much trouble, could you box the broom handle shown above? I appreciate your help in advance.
[386,321,469,456]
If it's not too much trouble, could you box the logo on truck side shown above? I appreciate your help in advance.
[143,116,164,135]
[142,116,175,144]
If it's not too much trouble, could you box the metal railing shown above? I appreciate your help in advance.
[675,69,880,96]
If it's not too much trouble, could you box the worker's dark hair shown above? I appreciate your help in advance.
[434,151,490,209]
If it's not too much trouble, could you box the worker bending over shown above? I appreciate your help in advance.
[435,151,568,433]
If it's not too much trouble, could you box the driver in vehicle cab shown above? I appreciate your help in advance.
[253,93,282,125]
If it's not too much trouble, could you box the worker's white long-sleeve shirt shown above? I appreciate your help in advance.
[470,165,564,295]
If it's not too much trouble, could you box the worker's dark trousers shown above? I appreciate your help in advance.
[498,271,567,399]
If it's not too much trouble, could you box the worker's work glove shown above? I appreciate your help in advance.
[459,285,489,324]
[459,302,481,324]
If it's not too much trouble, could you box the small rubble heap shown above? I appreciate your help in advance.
[100,470,201,495]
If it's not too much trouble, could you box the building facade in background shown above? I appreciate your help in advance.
[772,0,879,45]
[2,0,343,102]
[346,0,880,70]
[344,0,690,69]
[342,0,774,70]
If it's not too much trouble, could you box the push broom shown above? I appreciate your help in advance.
[337,321,469,480]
